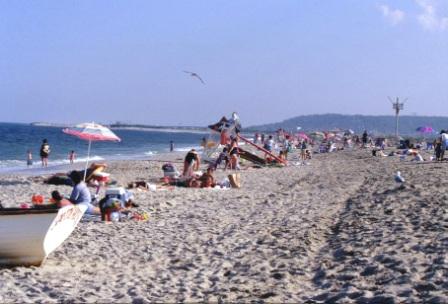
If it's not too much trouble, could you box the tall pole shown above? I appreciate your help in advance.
[395,104,399,138]
[390,97,405,139]
[83,139,92,182]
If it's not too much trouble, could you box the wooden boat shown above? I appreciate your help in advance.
[0,204,87,267]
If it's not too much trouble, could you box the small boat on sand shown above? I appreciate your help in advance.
[0,204,87,267]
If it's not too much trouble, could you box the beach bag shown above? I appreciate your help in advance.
[32,194,44,204]
[162,163,179,177]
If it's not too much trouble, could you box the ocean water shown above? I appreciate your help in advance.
[0,123,208,173]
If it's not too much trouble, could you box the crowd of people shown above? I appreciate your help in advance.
[26,139,77,168]
[33,127,448,222]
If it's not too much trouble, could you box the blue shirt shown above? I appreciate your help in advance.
[70,182,92,204]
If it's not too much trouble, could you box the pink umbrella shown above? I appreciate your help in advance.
[297,133,310,141]
[416,126,434,134]
[63,122,121,181]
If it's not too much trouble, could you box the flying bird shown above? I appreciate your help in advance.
[394,171,405,184]
[183,71,205,84]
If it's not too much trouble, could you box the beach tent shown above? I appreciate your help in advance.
[63,122,121,181]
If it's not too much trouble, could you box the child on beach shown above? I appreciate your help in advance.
[69,150,76,164]
[51,191,72,208]
[27,150,33,167]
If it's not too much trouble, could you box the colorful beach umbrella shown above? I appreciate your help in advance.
[416,126,434,134]
[297,133,310,141]
[63,122,121,181]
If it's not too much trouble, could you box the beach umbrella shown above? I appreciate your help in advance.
[344,129,355,135]
[297,133,310,141]
[325,132,336,140]
[416,126,434,134]
[62,122,121,181]
[309,131,325,140]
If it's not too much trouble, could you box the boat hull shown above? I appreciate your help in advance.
[0,204,87,267]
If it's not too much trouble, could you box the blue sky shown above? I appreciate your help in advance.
[1,0,447,126]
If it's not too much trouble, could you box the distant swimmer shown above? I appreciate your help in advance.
[183,70,205,84]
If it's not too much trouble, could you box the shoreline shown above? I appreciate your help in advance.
[0,149,198,177]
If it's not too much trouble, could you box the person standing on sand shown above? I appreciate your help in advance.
[27,150,33,167]
[39,139,50,167]
[264,135,274,152]
[170,140,174,152]
[229,136,240,170]
[69,150,76,164]
[434,137,442,161]
[362,131,368,148]
[300,141,307,162]
[440,130,447,161]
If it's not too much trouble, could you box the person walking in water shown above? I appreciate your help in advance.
[26,150,33,168]
[170,141,174,152]
[39,139,50,167]
[69,150,76,164]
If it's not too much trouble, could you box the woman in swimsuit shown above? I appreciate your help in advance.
[39,139,50,167]
[229,137,240,170]
[183,149,201,177]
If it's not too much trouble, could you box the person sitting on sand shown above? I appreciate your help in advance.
[305,149,312,160]
[411,152,424,162]
[51,190,72,208]
[199,167,216,188]
[69,170,100,215]
[183,149,200,177]
[214,147,229,170]
[278,150,286,161]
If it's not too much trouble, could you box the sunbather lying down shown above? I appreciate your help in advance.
[164,167,216,188]
[44,163,109,186]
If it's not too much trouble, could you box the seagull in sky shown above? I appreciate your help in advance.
[183,70,205,84]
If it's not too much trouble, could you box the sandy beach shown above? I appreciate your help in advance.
[0,148,447,303]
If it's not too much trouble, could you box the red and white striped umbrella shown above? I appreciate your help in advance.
[63,122,121,142]
[63,123,121,180]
